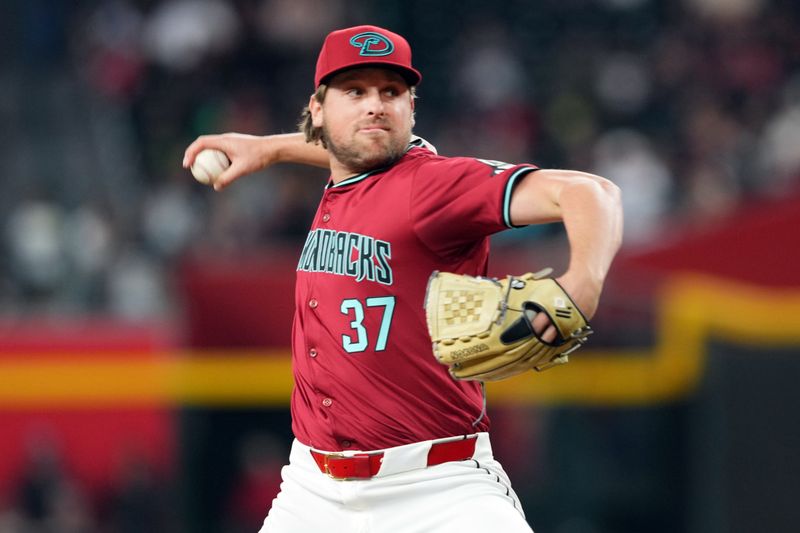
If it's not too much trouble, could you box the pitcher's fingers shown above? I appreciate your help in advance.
[211,166,235,191]
[541,325,558,343]
[183,135,217,168]
[532,312,551,335]
[531,312,558,343]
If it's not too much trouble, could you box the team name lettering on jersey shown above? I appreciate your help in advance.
[297,229,393,285]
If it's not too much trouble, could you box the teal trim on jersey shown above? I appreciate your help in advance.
[327,167,386,189]
[407,138,424,150]
[407,135,438,154]
[503,167,539,228]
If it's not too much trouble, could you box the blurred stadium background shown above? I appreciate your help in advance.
[1,0,799,532]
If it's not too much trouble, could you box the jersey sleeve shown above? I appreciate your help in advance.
[410,156,539,257]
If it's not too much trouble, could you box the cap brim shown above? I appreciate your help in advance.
[319,62,421,87]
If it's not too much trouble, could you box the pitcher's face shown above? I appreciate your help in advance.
[311,68,415,174]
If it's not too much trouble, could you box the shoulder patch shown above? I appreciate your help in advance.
[475,158,514,176]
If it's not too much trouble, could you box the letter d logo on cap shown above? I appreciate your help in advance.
[349,32,395,56]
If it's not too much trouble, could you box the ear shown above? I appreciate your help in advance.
[309,95,323,128]
[410,95,416,127]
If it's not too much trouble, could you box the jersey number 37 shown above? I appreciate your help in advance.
[340,296,395,353]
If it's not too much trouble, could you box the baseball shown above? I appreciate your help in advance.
[191,149,230,185]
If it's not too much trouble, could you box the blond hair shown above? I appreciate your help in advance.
[298,85,329,147]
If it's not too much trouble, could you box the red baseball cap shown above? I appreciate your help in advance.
[314,25,422,87]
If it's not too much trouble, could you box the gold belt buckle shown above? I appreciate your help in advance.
[322,452,347,480]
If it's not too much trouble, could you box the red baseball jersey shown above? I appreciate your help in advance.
[291,139,539,451]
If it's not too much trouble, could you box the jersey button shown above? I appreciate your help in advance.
[341,440,352,448]
[322,213,331,222]
[309,299,318,309]
[322,398,333,407]
[309,348,318,358]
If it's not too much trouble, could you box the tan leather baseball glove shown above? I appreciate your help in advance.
[424,270,593,381]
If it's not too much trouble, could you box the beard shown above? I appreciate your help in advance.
[321,122,410,174]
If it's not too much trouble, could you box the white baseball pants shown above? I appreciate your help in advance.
[259,433,533,533]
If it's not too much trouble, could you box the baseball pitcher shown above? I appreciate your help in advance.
[184,25,623,533]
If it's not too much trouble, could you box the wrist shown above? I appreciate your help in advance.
[267,133,297,165]
[563,264,605,291]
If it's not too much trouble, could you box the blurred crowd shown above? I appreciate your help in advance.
[2,2,797,530]
[0,427,285,533]
[2,0,800,319]
[0,442,173,533]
